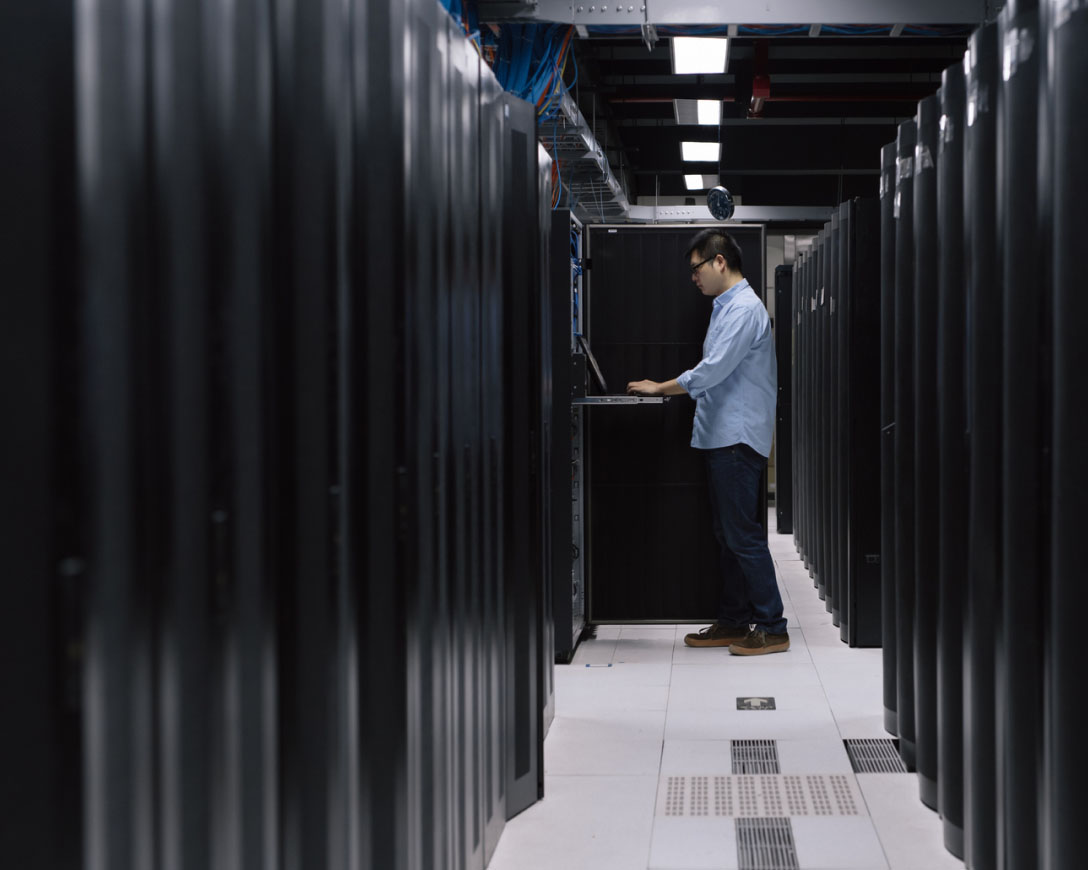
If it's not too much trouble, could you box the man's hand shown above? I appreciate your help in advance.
[627,379,661,396]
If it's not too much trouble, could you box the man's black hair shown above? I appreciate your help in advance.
[685,229,743,274]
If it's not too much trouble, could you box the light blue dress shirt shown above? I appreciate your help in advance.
[675,278,778,457]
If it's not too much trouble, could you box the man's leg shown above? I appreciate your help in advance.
[707,452,754,629]
[683,452,753,648]
[706,445,787,637]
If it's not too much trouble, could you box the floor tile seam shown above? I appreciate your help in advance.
[849,779,898,870]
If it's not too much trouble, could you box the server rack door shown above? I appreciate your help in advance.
[537,144,556,740]
[911,94,941,811]
[478,59,508,863]
[810,232,819,585]
[836,202,850,641]
[794,256,805,553]
[796,258,806,550]
[893,119,918,769]
[445,27,486,867]
[502,93,544,818]
[275,0,357,865]
[812,230,825,594]
[153,3,216,866]
[1046,2,1088,866]
[828,210,841,624]
[77,5,161,865]
[775,266,793,535]
[549,209,578,661]
[820,226,832,607]
[879,142,899,735]
[963,23,1001,870]
[1,5,81,865]
[835,206,852,635]
[845,198,883,648]
[404,3,458,865]
[835,204,850,639]
[997,3,1046,868]
[806,241,817,581]
[935,58,968,860]
[211,5,280,866]
[584,224,768,623]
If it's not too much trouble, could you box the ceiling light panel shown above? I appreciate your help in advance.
[684,174,718,191]
[681,141,721,162]
[671,37,730,75]
[673,99,721,126]
[697,99,721,125]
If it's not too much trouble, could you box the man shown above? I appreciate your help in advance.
[626,229,788,655]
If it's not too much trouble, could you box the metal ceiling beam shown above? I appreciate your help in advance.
[630,168,880,176]
[614,116,908,126]
[523,0,987,25]
[627,204,836,222]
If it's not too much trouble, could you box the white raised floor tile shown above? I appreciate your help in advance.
[486,774,658,870]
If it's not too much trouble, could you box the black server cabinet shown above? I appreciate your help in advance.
[936,58,967,860]
[832,207,847,633]
[841,199,882,649]
[912,94,940,811]
[774,265,793,535]
[997,3,1046,868]
[789,202,881,649]
[501,93,547,818]
[826,211,840,623]
[1,4,81,866]
[963,23,1000,870]
[550,210,581,661]
[1047,2,1088,867]
[879,142,899,736]
[817,226,829,602]
[478,56,510,861]
[893,119,917,769]
[584,224,767,623]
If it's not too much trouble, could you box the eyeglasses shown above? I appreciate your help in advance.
[689,255,717,275]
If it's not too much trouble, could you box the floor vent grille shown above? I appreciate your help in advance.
[732,739,781,774]
[736,817,800,870]
[844,738,909,773]
[658,774,863,818]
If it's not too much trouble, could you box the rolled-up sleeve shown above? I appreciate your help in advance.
[676,307,759,398]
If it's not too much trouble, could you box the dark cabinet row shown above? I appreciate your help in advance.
[875,2,1088,868]
[3,2,556,869]
[784,199,882,649]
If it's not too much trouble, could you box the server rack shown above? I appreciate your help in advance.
[788,201,881,650]
[583,223,768,624]
[774,266,793,535]
[879,142,899,736]
[893,118,918,770]
[997,3,1046,867]
[551,210,585,663]
[912,94,941,811]
[840,199,883,648]
[935,58,967,860]
[963,24,1000,870]
[1048,3,1088,867]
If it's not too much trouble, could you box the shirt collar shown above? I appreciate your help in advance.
[713,278,749,309]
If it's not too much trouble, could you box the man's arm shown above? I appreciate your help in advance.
[626,378,688,397]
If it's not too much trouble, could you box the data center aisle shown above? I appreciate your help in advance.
[487,518,962,870]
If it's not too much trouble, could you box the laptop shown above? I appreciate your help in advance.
[573,335,667,405]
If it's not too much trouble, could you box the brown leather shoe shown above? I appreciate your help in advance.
[684,622,751,648]
[729,629,790,656]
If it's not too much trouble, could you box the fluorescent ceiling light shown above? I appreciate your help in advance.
[697,99,721,125]
[671,37,730,75]
[681,141,721,162]
[674,99,721,126]
[684,174,718,191]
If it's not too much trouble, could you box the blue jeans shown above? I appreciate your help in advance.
[705,444,787,634]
